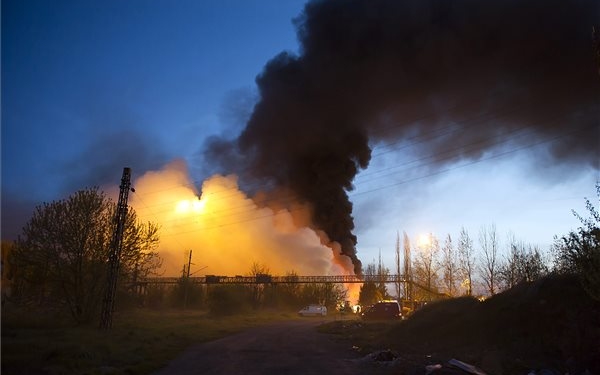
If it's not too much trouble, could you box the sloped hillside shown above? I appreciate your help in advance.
[385,274,600,373]
[324,274,600,374]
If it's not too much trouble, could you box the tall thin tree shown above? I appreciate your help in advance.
[479,223,500,296]
[458,227,475,296]
[440,234,458,297]
[413,233,439,300]
[395,231,401,300]
[403,231,412,300]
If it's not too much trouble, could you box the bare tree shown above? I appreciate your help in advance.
[13,188,160,323]
[517,245,548,284]
[458,227,475,296]
[394,231,401,299]
[413,233,440,300]
[247,262,271,308]
[440,234,459,296]
[479,223,500,296]
[278,270,302,307]
[376,250,390,299]
[499,233,549,290]
[359,261,388,306]
[500,233,521,290]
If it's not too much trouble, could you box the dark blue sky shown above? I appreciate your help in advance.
[3,0,303,197]
[2,0,304,238]
[2,0,598,268]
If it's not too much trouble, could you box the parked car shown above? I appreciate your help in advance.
[298,304,328,317]
[361,300,402,320]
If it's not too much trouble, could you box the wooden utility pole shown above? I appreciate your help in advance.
[100,167,132,330]
[183,249,192,309]
[395,231,401,301]
[403,231,412,302]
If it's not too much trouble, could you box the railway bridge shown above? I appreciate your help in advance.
[134,274,447,298]
[139,274,407,285]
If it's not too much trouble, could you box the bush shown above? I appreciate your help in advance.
[554,183,600,301]
[207,285,252,316]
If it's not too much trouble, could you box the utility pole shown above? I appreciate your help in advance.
[183,249,192,309]
[100,167,133,330]
[403,231,412,303]
[395,231,401,301]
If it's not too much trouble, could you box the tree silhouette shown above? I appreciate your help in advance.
[458,227,475,296]
[358,261,389,306]
[13,187,160,323]
[413,233,440,299]
[479,224,499,296]
[500,235,548,290]
[440,234,459,297]
[554,183,600,301]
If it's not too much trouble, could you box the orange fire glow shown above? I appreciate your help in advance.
[129,160,356,288]
[175,198,205,214]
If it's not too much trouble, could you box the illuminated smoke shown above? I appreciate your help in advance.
[203,0,599,274]
[130,160,355,277]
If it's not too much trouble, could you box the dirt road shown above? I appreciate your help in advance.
[151,318,384,375]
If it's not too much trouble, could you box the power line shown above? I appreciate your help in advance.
[128,95,537,201]
[149,122,594,236]
[132,98,597,214]
[137,106,595,229]
[120,93,598,234]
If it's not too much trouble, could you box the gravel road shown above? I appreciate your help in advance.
[151,319,383,375]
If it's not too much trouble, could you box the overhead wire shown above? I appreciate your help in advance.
[131,190,197,251]
[134,92,594,211]
[130,92,519,202]
[157,131,579,237]
[136,113,597,230]
[132,96,557,212]
[145,112,597,235]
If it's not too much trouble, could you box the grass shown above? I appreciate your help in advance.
[1,307,299,375]
[5,275,597,374]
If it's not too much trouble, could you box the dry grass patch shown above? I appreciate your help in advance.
[2,307,298,375]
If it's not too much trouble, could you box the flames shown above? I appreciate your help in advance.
[129,160,356,283]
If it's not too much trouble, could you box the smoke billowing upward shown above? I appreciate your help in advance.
[129,161,356,279]
[205,0,600,274]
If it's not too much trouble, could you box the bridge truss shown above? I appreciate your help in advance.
[134,274,447,299]
[139,274,407,285]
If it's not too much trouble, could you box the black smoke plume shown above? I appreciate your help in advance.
[205,0,600,274]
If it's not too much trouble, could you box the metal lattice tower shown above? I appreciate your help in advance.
[100,167,132,330]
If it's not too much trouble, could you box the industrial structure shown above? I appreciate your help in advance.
[100,167,133,329]
[132,273,447,300]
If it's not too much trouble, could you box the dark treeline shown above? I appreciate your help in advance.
[2,184,598,326]
[143,277,347,316]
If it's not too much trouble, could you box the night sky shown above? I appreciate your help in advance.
[2,0,599,272]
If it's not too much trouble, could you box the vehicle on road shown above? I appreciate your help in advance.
[298,304,328,317]
[361,300,402,320]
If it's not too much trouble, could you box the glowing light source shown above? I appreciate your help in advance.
[131,164,356,281]
[176,198,206,214]
[417,233,431,248]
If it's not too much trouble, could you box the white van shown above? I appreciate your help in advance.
[298,304,327,317]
